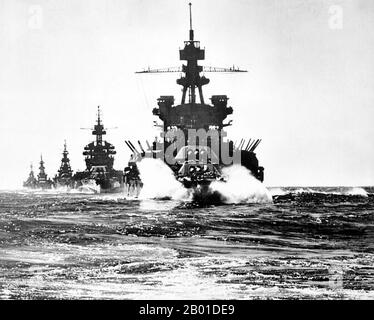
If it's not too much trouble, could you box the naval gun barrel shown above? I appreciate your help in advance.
[250,139,262,152]
[249,139,259,152]
[128,141,141,155]
[138,140,146,155]
[125,140,135,154]
[145,140,152,151]
[237,139,243,150]
[245,139,252,151]
[241,139,247,150]
[247,139,257,151]
[255,139,262,150]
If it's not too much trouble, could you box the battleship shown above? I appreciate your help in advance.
[23,156,53,189]
[73,107,124,193]
[53,141,74,188]
[22,164,38,189]
[37,155,53,189]
[124,3,264,195]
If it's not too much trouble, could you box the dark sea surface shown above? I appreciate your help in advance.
[0,187,373,299]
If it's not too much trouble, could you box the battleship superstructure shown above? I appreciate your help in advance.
[53,141,74,188]
[124,3,264,192]
[73,107,123,192]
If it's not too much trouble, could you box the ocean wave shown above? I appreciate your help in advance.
[344,187,368,197]
[270,186,371,197]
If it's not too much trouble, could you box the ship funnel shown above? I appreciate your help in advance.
[189,3,194,41]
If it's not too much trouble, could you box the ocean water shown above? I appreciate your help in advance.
[0,186,373,300]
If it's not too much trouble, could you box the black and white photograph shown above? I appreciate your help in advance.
[0,0,373,304]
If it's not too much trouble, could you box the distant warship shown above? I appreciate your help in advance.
[22,109,123,193]
[37,155,53,189]
[73,107,124,193]
[23,164,38,189]
[53,141,74,188]
[124,3,264,194]
[24,155,54,189]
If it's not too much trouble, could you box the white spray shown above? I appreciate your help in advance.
[345,187,368,197]
[137,158,190,200]
[268,187,287,196]
[209,165,272,204]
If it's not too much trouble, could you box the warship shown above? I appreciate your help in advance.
[23,164,38,189]
[37,155,53,189]
[53,141,74,188]
[124,3,264,195]
[73,107,124,193]
[23,156,53,190]
[23,155,54,189]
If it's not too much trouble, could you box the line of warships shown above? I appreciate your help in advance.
[23,4,265,195]
[23,108,123,192]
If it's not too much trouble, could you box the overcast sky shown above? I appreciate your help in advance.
[0,0,373,188]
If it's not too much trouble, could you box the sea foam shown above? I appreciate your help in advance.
[209,165,273,204]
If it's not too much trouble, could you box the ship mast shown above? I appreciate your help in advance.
[176,2,209,105]
[189,2,193,41]
[136,4,247,105]
[29,163,35,178]
[58,140,73,178]
[93,106,106,146]
[38,154,48,181]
